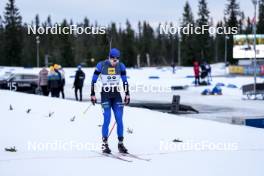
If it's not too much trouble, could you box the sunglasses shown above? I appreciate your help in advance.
[110,57,119,62]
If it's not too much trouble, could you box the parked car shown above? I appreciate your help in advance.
[0,72,13,88]
[0,73,39,94]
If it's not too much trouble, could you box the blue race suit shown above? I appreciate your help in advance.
[91,60,129,138]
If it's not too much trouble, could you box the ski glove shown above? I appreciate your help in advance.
[91,96,97,105]
[124,95,130,105]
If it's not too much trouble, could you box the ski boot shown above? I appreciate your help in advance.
[118,137,128,154]
[102,137,111,154]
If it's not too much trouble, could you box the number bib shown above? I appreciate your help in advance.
[100,61,122,87]
[101,74,121,86]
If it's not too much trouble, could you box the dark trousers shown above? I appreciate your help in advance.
[195,76,200,86]
[41,86,49,96]
[75,87,83,101]
[51,88,60,97]
[60,86,65,99]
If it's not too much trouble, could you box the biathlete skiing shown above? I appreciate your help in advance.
[90,48,130,154]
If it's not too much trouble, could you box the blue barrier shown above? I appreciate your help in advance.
[148,76,160,79]
[216,83,225,87]
[171,85,188,90]
[244,66,250,75]
[244,65,261,75]
[245,118,264,128]
[227,84,238,88]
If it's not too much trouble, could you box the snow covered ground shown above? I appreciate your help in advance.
[1,90,264,176]
[0,64,264,176]
[1,63,263,123]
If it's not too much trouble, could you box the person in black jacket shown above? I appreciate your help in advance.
[73,65,85,101]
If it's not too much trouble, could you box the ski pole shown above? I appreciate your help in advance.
[108,121,116,138]
[83,103,93,115]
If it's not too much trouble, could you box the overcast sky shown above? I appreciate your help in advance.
[0,0,255,27]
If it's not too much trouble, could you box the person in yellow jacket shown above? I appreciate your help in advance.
[48,66,61,97]
[54,64,65,99]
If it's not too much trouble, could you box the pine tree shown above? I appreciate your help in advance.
[58,19,75,67]
[81,17,93,66]
[21,22,35,66]
[257,0,264,34]
[154,23,167,65]
[225,0,241,64]
[3,0,23,66]
[120,20,136,67]
[238,12,245,34]
[181,1,196,65]
[215,21,226,62]
[108,22,119,47]
[196,0,212,62]
[141,21,154,66]
[225,0,240,28]
[44,15,54,65]
[181,2,194,27]
[245,17,253,34]
[0,16,4,63]
[168,22,176,65]
[35,14,40,29]
[136,21,143,62]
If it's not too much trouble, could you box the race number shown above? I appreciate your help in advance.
[8,82,17,91]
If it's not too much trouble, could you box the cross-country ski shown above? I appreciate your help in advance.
[118,153,151,162]
[93,151,133,163]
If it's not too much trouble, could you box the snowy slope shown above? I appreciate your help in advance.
[1,90,264,176]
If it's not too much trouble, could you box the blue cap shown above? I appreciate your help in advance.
[77,64,82,69]
[109,48,120,58]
